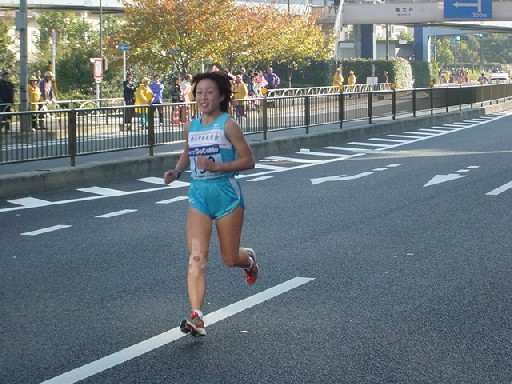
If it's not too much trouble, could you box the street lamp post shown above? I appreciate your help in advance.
[99,0,103,100]
[17,0,30,132]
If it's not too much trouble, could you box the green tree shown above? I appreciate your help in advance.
[0,18,16,74]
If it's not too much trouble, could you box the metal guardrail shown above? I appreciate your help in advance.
[1,83,511,166]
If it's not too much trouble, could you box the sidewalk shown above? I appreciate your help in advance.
[0,104,508,199]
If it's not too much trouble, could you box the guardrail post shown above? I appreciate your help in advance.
[367,91,373,124]
[392,88,396,120]
[430,85,434,115]
[459,83,463,110]
[262,97,268,141]
[148,105,155,156]
[68,109,77,167]
[304,95,310,134]
[412,88,417,117]
[338,90,344,129]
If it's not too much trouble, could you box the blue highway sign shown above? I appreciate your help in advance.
[117,43,130,52]
[444,0,492,19]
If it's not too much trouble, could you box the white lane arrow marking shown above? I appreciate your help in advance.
[7,197,51,208]
[424,174,465,187]
[311,172,374,185]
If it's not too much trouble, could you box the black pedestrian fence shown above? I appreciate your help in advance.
[1,83,511,165]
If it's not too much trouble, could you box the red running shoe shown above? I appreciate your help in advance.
[243,248,259,285]
[180,311,206,337]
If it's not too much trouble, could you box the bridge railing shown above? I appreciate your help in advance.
[1,83,511,166]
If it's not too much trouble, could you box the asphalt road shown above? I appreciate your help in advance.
[1,111,511,384]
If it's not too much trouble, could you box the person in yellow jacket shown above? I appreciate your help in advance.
[332,68,344,89]
[232,74,248,118]
[347,71,356,86]
[135,77,153,129]
[28,76,43,130]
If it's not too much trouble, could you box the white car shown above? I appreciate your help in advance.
[488,72,510,84]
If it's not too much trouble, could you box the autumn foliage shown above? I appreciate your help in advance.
[118,0,333,75]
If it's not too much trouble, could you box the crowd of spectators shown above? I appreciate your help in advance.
[123,65,281,122]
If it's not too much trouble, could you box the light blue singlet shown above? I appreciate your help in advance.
[187,113,244,219]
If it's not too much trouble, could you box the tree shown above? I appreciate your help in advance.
[0,18,16,74]
[120,0,235,76]
[118,0,333,79]
[269,12,334,87]
[397,30,414,42]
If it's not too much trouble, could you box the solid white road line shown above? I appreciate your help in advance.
[21,225,72,236]
[39,277,315,384]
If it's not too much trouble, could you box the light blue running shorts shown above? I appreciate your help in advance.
[188,177,245,219]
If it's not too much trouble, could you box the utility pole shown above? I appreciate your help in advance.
[16,0,30,132]
[98,0,103,101]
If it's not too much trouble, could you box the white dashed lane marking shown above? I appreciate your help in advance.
[21,225,72,236]
[95,209,138,218]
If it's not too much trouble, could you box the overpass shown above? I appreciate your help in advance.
[316,0,512,61]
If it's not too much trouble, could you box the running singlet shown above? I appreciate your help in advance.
[188,113,237,180]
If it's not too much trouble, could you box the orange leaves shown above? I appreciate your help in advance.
[120,0,332,73]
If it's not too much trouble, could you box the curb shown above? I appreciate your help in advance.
[0,103,510,199]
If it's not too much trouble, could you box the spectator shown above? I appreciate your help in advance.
[250,72,266,110]
[28,76,42,130]
[478,72,489,84]
[149,74,165,125]
[181,74,194,121]
[0,71,15,132]
[332,68,344,89]
[381,71,389,83]
[232,74,249,119]
[246,69,255,96]
[169,77,182,103]
[264,67,280,90]
[347,70,357,86]
[134,77,153,129]
[39,71,56,104]
[180,74,193,103]
[239,67,251,86]
[123,72,136,130]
